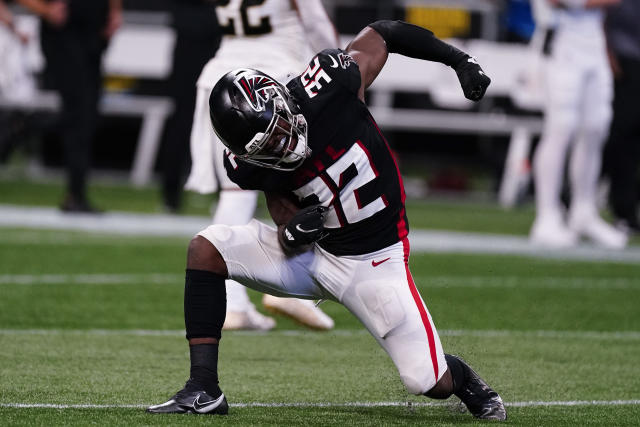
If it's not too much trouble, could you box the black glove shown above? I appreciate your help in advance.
[282,205,328,249]
[454,56,491,101]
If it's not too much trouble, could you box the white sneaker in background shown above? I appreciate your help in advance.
[262,295,334,330]
[530,216,578,248]
[569,213,628,249]
[222,306,276,331]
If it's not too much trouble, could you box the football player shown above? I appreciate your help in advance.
[148,20,505,421]
[185,0,339,331]
[529,0,627,248]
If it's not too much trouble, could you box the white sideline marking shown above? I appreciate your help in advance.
[2,204,640,263]
[0,273,182,285]
[1,273,639,290]
[2,400,639,410]
[1,328,639,340]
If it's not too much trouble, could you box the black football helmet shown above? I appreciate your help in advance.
[208,68,310,171]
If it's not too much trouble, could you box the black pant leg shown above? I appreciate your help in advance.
[605,57,640,224]
[41,30,104,202]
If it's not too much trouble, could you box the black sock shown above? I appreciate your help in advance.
[445,354,466,396]
[189,343,222,398]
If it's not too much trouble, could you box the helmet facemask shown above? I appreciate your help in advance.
[240,91,310,171]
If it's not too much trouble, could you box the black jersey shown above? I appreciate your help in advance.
[224,49,409,256]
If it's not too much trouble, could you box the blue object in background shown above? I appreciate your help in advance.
[504,0,535,42]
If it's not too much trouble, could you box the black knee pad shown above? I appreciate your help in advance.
[184,269,226,340]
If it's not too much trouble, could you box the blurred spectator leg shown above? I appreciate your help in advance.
[160,40,211,212]
[530,58,579,248]
[604,56,640,233]
[161,1,220,213]
[41,28,104,212]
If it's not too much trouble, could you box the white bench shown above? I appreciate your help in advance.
[0,14,176,186]
[0,91,173,186]
[367,39,546,207]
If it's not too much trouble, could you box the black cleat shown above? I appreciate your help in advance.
[146,380,228,415]
[451,355,507,421]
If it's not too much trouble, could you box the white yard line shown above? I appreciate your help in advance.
[0,273,183,285]
[1,400,639,409]
[2,205,640,263]
[1,273,639,289]
[1,328,639,340]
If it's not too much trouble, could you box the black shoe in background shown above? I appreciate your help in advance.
[60,195,103,214]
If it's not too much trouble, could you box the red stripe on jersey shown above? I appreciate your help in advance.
[356,140,380,176]
[326,145,346,160]
[402,237,439,381]
[313,158,325,172]
[368,116,408,240]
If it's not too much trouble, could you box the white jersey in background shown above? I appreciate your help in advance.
[185,0,339,332]
[198,0,314,90]
[187,0,337,193]
[529,0,627,249]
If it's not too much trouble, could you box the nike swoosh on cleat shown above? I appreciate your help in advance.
[193,393,225,413]
[371,257,390,267]
[295,224,319,233]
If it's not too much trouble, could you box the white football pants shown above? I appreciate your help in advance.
[198,220,447,394]
[532,28,613,222]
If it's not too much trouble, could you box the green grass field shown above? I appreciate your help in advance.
[1,226,639,425]
[1,178,640,425]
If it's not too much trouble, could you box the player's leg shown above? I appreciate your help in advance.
[184,85,219,194]
[530,34,582,247]
[148,221,329,414]
[323,240,505,420]
[147,236,229,415]
[567,54,627,248]
[211,183,275,330]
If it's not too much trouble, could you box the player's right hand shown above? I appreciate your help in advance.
[282,205,328,248]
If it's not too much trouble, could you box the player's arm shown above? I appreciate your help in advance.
[265,191,299,227]
[346,20,491,102]
[292,0,339,52]
[265,192,327,255]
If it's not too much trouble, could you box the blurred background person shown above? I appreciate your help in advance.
[160,0,221,213]
[17,0,122,213]
[529,0,627,248]
[0,0,34,163]
[185,0,339,331]
[602,0,640,235]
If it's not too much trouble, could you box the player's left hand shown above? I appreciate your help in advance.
[282,205,328,249]
[454,56,491,101]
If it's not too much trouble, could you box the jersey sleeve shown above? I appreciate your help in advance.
[223,152,292,192]
[299,48,361,97]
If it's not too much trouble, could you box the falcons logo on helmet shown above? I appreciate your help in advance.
[234,71,279,112]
